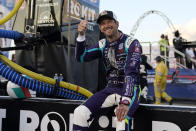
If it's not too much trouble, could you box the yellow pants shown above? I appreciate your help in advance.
[154,82,172,104]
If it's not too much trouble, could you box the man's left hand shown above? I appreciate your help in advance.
[115,104,129,121]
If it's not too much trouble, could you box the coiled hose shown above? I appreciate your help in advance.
[1,55,93,98]
[0,29,93,98]
[0,0,24,25]
[0,60,88,100]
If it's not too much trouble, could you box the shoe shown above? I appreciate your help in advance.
[169,99,174,105]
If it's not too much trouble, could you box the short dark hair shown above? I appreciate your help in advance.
[155,56,162,62]
[174,30,180,37]
[161,34,164,39]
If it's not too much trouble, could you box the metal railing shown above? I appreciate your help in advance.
[140,41,196,69]
[160,43,187,68]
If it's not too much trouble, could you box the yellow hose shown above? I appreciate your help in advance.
[0,0,24,25]
[0,55,93,98]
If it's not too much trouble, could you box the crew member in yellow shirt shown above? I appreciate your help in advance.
[154,56,173,105]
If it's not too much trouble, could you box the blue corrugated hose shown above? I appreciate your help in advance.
[0,61,87,100]
[0,29,24,40]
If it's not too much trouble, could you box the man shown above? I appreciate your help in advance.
[154,56,173,105]
[159,34,169,57]
[73,10,142,131]
[140,54,153,103]
[185,48,196,69]
[173,30,185,66]
[159,34,169,67]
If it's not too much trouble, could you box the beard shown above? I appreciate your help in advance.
[105,28,118,39]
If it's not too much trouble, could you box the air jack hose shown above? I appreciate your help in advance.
[0,61,87,100]
[0,55,93,98]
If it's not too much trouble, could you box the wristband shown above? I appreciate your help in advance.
[121,99,130,105]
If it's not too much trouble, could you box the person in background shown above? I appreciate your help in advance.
[73,10,142,131]
[140,54,153,103]
[154,56,173,105]
[159,34,169,67]
[185,48,196,69]
[165,35,169,43]
[165,35,170,54]
[194,48,196,68]
[159,34,169,57]
[173,30,185,66]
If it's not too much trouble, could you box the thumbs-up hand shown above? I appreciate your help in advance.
[78,16,88,36]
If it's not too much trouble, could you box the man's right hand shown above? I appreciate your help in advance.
[115,104,129,121]
[78,16,88,36]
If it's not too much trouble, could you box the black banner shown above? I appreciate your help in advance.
[1,97,196,130]
[0,97,116,131]
[134,104,196,131]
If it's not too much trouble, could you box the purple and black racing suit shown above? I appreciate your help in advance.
[73,32,142,131]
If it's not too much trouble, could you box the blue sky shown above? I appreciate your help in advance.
[100,0,196,43]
